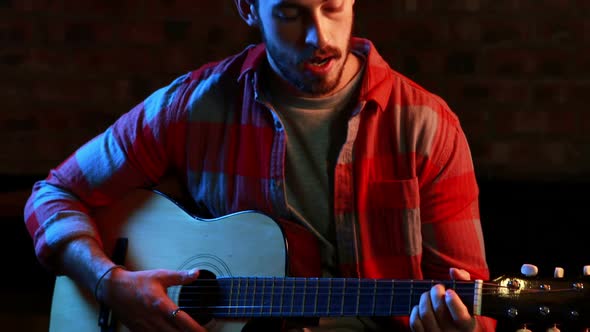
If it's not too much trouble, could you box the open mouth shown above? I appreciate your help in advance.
[302,54,337,75]
[309,57,332,66]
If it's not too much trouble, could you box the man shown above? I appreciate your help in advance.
[24,0,495,331]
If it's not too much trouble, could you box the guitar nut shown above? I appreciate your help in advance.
[507,279,521,290]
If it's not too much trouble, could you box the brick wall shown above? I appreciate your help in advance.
[1,0,588,181]
[1,3,588,330]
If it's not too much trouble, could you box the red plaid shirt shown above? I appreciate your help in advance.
[25,38,493,330]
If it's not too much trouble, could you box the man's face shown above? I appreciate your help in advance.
[255,0,355,96]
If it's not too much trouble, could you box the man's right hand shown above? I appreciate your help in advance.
[97,267,207,332]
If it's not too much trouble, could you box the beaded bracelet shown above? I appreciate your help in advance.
[94,264,126,302]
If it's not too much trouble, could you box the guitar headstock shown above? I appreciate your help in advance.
[483,264,590,331]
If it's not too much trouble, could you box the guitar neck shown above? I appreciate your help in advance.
[179,277,481,318]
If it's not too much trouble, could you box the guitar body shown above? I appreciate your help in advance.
[49,189,289,332]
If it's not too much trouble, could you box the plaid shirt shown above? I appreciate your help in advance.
[25,38,493,329]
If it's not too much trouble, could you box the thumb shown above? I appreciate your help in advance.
[181,268,201,284]
[159,268,200,287]
[449,267,471,281]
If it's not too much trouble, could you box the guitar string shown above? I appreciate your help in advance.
[174,281,512,291]
[175,280,499,287]
[171,283,582,314]
[173,287,584,315]
[173,284,578,296]
[174,290,578,297]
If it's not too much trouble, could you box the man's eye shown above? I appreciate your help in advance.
[274,8,300,20]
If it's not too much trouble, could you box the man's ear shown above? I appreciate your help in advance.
[235,0,260,27]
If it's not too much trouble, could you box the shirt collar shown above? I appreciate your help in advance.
[237,37,391,111]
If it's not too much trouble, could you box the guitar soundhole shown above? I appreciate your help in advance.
[179,269,219,326]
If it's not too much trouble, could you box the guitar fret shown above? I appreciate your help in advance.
[260,278,265,316]
[348,279,359,316]
[234,278,238,316]
[256,277,261,316]
[232,278,237,316]
[244,278,249,315]
[244,277,249,316]
[297,277,304,316]
[372,279,377,316]
[250,277,254,316]
[236,278,242,316]
[373,280,386,316]
[389,280,398,315]
[302,277,317,316]
[228,278,234,316]
[302,278,307,316]
[236,277,243,315]
[355,279,360,315]
[270,277,275,316]
[356,279,372,316]
[313,278,318,316]
[408,280,414,312]
[290,278,295,316]
[340,279,345,316]
[326,278,332,316]
[279,277,284,316]
[245,278,250,315]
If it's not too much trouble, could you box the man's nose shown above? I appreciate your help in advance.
[305,17,329,49]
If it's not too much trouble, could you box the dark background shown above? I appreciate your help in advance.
[1,1,589,330]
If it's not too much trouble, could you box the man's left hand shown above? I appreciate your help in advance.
[409,268,478,332]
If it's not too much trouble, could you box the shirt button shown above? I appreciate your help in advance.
[274,180,282,189]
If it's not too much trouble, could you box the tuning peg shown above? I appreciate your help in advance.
[583,265,590,276]
[554,267,564,278]
[521,263,539,277]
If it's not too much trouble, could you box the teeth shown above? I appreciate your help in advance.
[311,58,329,66]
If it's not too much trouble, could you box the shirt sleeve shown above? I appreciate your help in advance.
[419,120,489,281]
[23,73,192,270]
[418,114,497,330]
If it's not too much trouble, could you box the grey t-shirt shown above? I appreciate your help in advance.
[267,67,362,275]
[264,62,377,331]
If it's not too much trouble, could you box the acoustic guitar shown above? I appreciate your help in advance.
[48,189,590,331]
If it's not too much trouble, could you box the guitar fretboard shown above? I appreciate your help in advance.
[178,277,479,318]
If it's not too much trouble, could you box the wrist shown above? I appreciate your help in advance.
[94,264,126,303]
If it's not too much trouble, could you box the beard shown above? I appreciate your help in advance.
[261,29,351,96]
